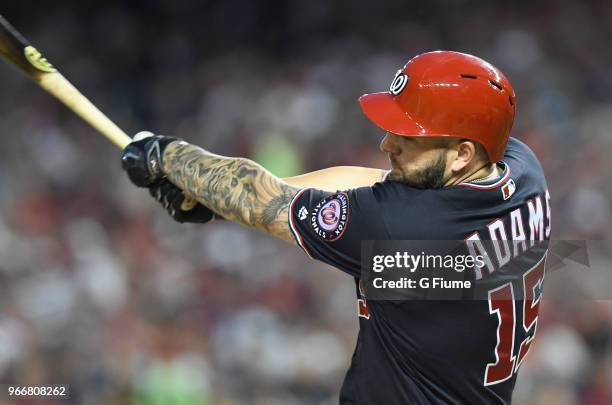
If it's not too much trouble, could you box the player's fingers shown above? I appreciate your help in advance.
[171,191,186,213]
[158,180,177,204]
[148,181,164,200]
[167,191,189,222]
[167,189,183,208]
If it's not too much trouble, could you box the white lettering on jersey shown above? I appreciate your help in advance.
[487,219,511,268]
[545,190,551,238]
[466,233,496,280]
[465,190,550,276]
[527,196,544,247]
[510,208,528,257]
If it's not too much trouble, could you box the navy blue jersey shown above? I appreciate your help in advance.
[288,138,551,404]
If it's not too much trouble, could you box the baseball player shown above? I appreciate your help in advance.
[121,51,551,404]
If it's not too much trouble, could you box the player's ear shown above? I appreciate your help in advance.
[449,140,477,173]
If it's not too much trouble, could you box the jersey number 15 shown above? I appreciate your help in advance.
[484,254,546,386]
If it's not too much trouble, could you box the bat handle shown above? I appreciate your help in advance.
[37,73,134,149]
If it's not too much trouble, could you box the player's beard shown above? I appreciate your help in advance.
[389,151,447,189]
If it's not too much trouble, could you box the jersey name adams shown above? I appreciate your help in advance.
[467,189,551,279]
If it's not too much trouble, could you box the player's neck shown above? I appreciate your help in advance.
[445,162,499,187]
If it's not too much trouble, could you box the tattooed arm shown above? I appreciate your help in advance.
[161,141,299,244]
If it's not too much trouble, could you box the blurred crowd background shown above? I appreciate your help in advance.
[0,0,611,404]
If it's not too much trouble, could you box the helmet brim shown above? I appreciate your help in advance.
[358,92,428,136]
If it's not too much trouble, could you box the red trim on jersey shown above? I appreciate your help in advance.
[288,188,314,259]
[459,164,512,190]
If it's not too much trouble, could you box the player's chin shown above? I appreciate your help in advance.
[388,171,419,187]
[391,170,438,189]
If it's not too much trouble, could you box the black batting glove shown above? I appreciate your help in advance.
[121,131,179,187]
[148,179,217,224]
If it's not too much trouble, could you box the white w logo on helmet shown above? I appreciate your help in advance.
[389,69,408,96]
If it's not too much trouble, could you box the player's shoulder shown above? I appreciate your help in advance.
[502,137,547,187]
[506,136,536,157]
[368,179,441,207]
[505,137,543,169]
[366,181,457,222]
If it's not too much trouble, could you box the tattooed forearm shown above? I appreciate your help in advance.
[161,141,299,243]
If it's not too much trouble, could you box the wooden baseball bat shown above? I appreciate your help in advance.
[0,14,198,209]
[0,14,132,149]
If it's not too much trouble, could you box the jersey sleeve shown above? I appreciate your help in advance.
[288,187,388,277]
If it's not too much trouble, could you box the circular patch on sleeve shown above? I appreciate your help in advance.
[310,193,349,242]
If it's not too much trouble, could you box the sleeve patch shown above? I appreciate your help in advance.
[310,192,349,242]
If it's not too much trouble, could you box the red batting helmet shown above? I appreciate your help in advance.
[359,51,516,162]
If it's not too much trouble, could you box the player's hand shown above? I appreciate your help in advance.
[148,179,217,224]
[121,131,179,187]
